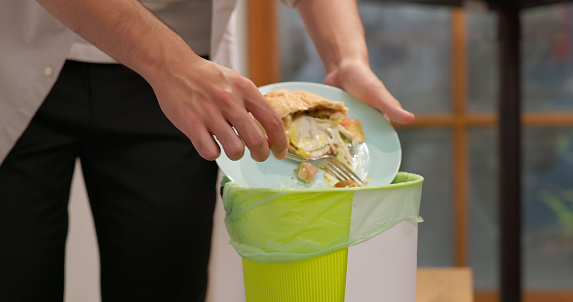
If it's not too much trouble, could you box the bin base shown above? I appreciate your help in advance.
[243,248,348,302]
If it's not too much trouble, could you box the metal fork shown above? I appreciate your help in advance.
[286,152,364,185]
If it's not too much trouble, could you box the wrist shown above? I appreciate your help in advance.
[325,58,370,86]
[322,46,369,75]
[135,36,203,87]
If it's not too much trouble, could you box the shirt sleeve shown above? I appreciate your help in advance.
[279,0,300,8]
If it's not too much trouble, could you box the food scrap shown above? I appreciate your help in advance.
[264,89,365,187]
[297,162,319,183]
[334,180,361,188]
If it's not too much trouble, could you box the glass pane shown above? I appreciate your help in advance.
[278,5,321,81]
[278,3,454,114]
[523,4,573,112]
[397,128,455,266]
[470,126,573,291]
[466,4,573,113]
[523,127,573,289]
[468,127,499,291]
[467,9,499,113]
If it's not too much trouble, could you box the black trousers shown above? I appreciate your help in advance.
[0,61,219,302]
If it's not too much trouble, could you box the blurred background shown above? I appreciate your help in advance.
[259,0,573,300]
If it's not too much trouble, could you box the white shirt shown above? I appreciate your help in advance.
[68,0,213,63]
[0,0,298,164]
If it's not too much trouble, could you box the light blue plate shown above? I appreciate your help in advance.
[215,82,402,188]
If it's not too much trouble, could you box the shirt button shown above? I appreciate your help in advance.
[44,66,53,77]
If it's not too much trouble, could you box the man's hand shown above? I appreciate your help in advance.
[295,0,414,125]
[324,59,415,125]
[149,56,288,162]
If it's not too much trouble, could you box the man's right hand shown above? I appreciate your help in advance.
[148,55,288,162]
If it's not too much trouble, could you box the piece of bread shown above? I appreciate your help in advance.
[264,89,348,118]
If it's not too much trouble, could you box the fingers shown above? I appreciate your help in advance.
[186,110,267,162]
[206,81,286,162]
[224,99,286,162]
[356,80,415,125]
[184,123,221,161]
[376,89,415,125]
[209,116,246,161]
[225,111,270,162]
[343,78,415,125]
[241,85,288,160]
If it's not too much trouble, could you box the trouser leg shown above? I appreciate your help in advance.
[0,61,85,301]
[77,62,218,302]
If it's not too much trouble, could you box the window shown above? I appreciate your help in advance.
[247,1,573,300]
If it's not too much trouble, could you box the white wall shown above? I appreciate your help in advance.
[65,161,101,302]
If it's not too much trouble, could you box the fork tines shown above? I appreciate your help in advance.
[323,160,364,185]
[286,152,364,185]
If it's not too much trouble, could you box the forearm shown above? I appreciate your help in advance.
[36,0,200,83]
[295,0,368,72]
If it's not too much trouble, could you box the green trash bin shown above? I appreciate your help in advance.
[222,172,423,302]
